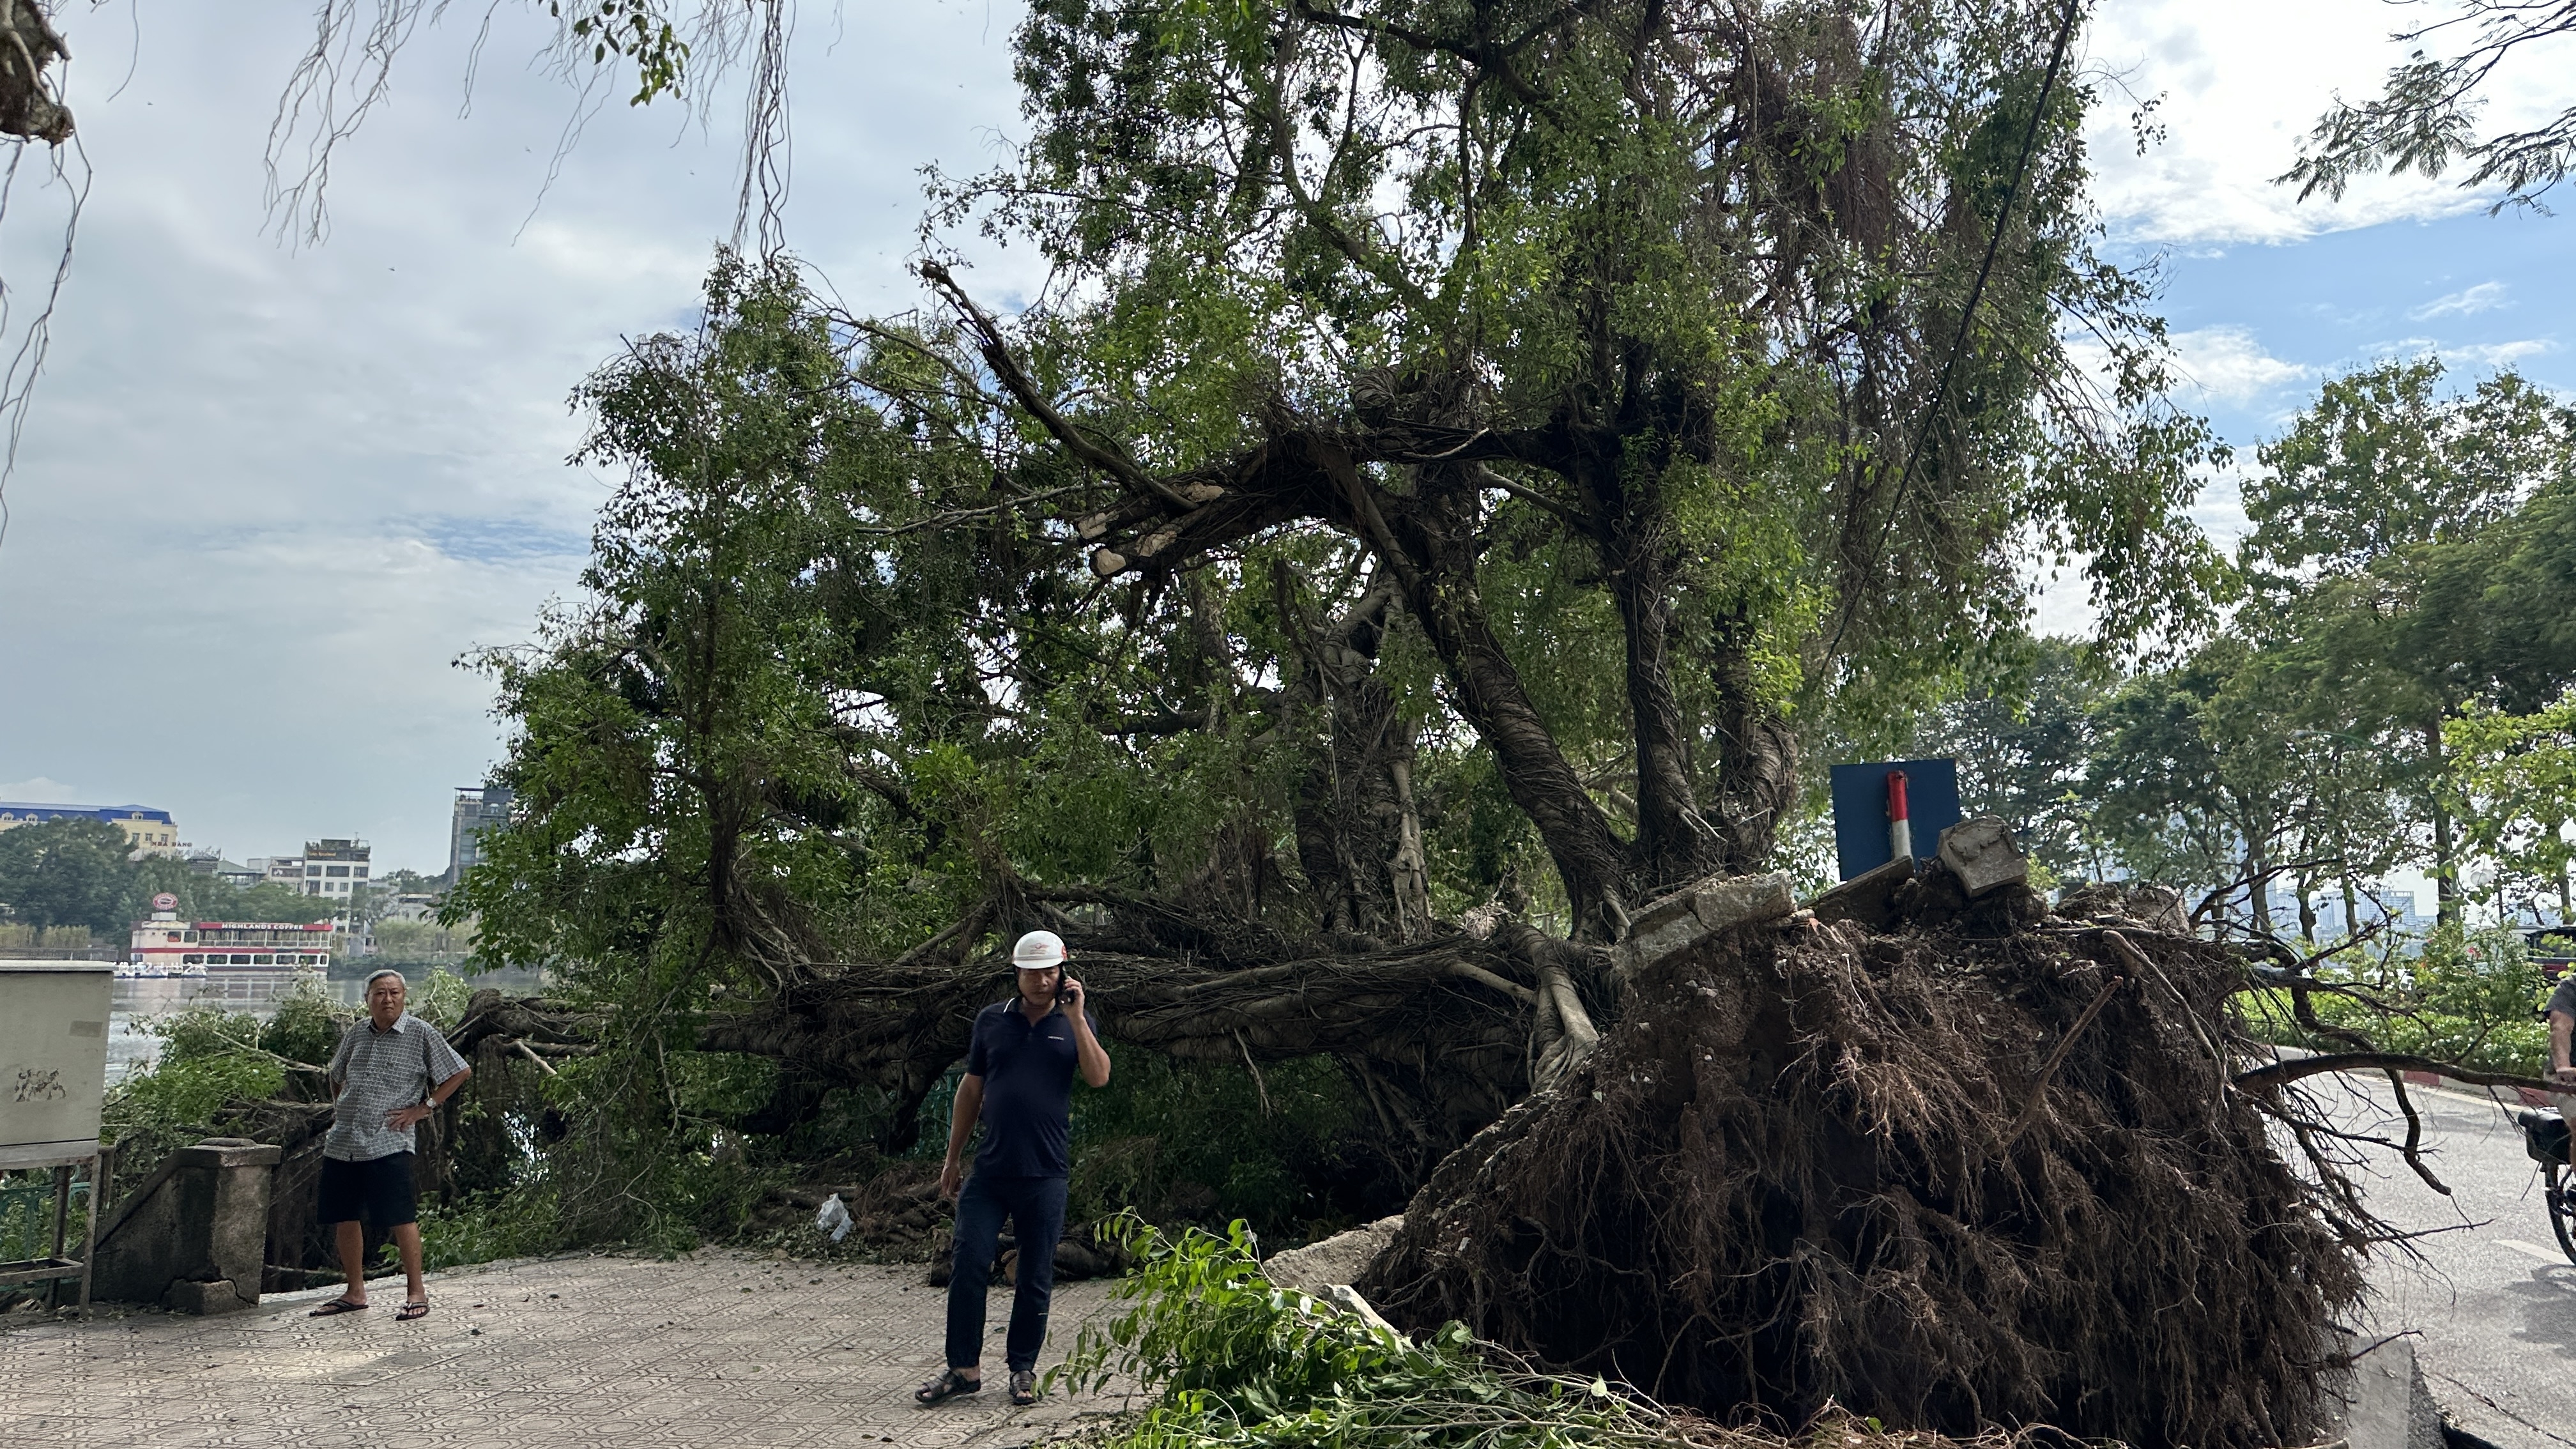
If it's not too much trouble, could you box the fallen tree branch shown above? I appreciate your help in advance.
[2235,1051,2566,1098]
[2384,1071,2451,1197]
[1448,960,1539,1004]
[2002,972,2122,1147]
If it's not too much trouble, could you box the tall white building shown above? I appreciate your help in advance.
[297,838,372,898]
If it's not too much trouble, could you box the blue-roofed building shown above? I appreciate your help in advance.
[0,801,181,855]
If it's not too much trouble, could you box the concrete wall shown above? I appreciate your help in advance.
[92,1138,280,1314]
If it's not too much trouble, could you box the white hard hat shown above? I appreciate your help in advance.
[1011,930,1068,968]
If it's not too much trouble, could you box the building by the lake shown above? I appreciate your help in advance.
[0,800,182,854]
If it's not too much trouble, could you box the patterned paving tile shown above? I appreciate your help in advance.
[0,1252,1130,1446]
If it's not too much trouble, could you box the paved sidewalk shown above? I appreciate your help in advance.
[0,1251,1137,1448]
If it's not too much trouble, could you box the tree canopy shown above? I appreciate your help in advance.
[440,1,2235,1203]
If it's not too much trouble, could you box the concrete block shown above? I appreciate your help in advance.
[93,1137,280,1314]
[2318,1338,2432,1449]
[160,1278,253,1315]
[1936,817,2027,899]
[1807,855,1916,931]
[1691,873,1795,932]
[1264,1215,1404,1295]
[1614,872,1794,981]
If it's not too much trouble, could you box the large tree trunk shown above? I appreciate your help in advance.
[2424,717,2460,930]
[1276,569,1415,942]
[1709,609,1799,870]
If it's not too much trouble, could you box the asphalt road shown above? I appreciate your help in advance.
[2316,1073,2576,1448]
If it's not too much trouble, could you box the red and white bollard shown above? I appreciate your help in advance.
[1887,769,1912,862]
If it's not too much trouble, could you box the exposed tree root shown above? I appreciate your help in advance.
[1358,913,2367,1448]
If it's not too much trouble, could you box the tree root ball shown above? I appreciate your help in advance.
[1357,916,2361,1448]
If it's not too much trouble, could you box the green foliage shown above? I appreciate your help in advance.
[544,0,690,105]
[264,984,353,1068]
[1910,636,2109,881]
[406,969,474,1028]
[107,1055,287,1140]
[417,1190,562,1271]
[0,819,135,933]
[1057,1215,1712,1447]
[154,986,349,1070]
[2282,4,2576,211]
[2078,360,2576,926]
[0,824,343,937]
[125,860,339,930]
[2450,692,2576,910]
[2240,925,2554,1078]
[1064,1049,1369,1238]
[371,915,479,969]
[98,991,348,1208]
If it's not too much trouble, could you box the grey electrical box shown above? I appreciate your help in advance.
[0,961,114,1167]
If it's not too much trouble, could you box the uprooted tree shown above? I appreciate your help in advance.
[413,3,2451,1443]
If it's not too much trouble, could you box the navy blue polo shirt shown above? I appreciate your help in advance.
[966,999,1096,1178]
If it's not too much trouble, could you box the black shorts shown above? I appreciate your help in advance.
[316,1152,418,1227]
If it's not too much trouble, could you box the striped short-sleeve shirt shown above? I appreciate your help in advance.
[323,1013,470,1162]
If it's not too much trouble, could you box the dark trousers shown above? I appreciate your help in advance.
[944,1172,1068,1373]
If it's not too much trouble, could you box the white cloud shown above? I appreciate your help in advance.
[0,3,1038,871]
[2167,326,2313,403]
[0,778,85,804]
[2410,282,2509,320]
[2082,1,2566,243]
[2447,339,2556,367]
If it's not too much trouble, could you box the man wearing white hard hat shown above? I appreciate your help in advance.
[916,928,1109,1409]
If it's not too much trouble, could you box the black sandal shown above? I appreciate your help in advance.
[916,1368,983,1406]
[396,1301,431,1322]
[308,1298,368,1317]
[1009,1369,1038,1406]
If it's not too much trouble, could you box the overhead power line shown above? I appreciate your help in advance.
[1818,0,2087,671]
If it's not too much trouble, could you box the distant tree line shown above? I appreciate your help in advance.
[0,818,340,937]
[1923,358,2576,941]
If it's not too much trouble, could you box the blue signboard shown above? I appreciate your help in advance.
[1828,758,1961,882]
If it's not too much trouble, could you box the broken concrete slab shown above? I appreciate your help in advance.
[2317,1337,2441,1449]
[1265,1215,1404,1295]
[1612,871,1795,983]
[1807,855,1915,931]
[1936,816,2027,899]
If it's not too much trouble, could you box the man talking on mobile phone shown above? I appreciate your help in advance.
[916,929,1110,1409]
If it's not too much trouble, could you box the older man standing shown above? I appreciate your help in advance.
[916,930,1111,1409]
[307,969,471,1321]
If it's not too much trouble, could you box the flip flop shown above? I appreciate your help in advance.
[395,1301,430,1322]
[308,1298,368,1317]
[915,1368,983,1406]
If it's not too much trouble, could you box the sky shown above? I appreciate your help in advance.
[0,1,2564,876]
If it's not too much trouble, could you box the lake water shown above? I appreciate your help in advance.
[105,969,544,1083]
[107,975,369,1084]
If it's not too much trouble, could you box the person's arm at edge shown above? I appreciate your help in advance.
[2550,1006,2574,1084]
[1070,1003,1110,1089]
[939,1073,985,1200]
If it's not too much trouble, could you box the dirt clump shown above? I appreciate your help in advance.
[1358,896,2361,1448]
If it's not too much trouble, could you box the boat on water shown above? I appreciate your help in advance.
[127,901,335,981]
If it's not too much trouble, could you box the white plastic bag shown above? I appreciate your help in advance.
[815,1192,853,1243]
